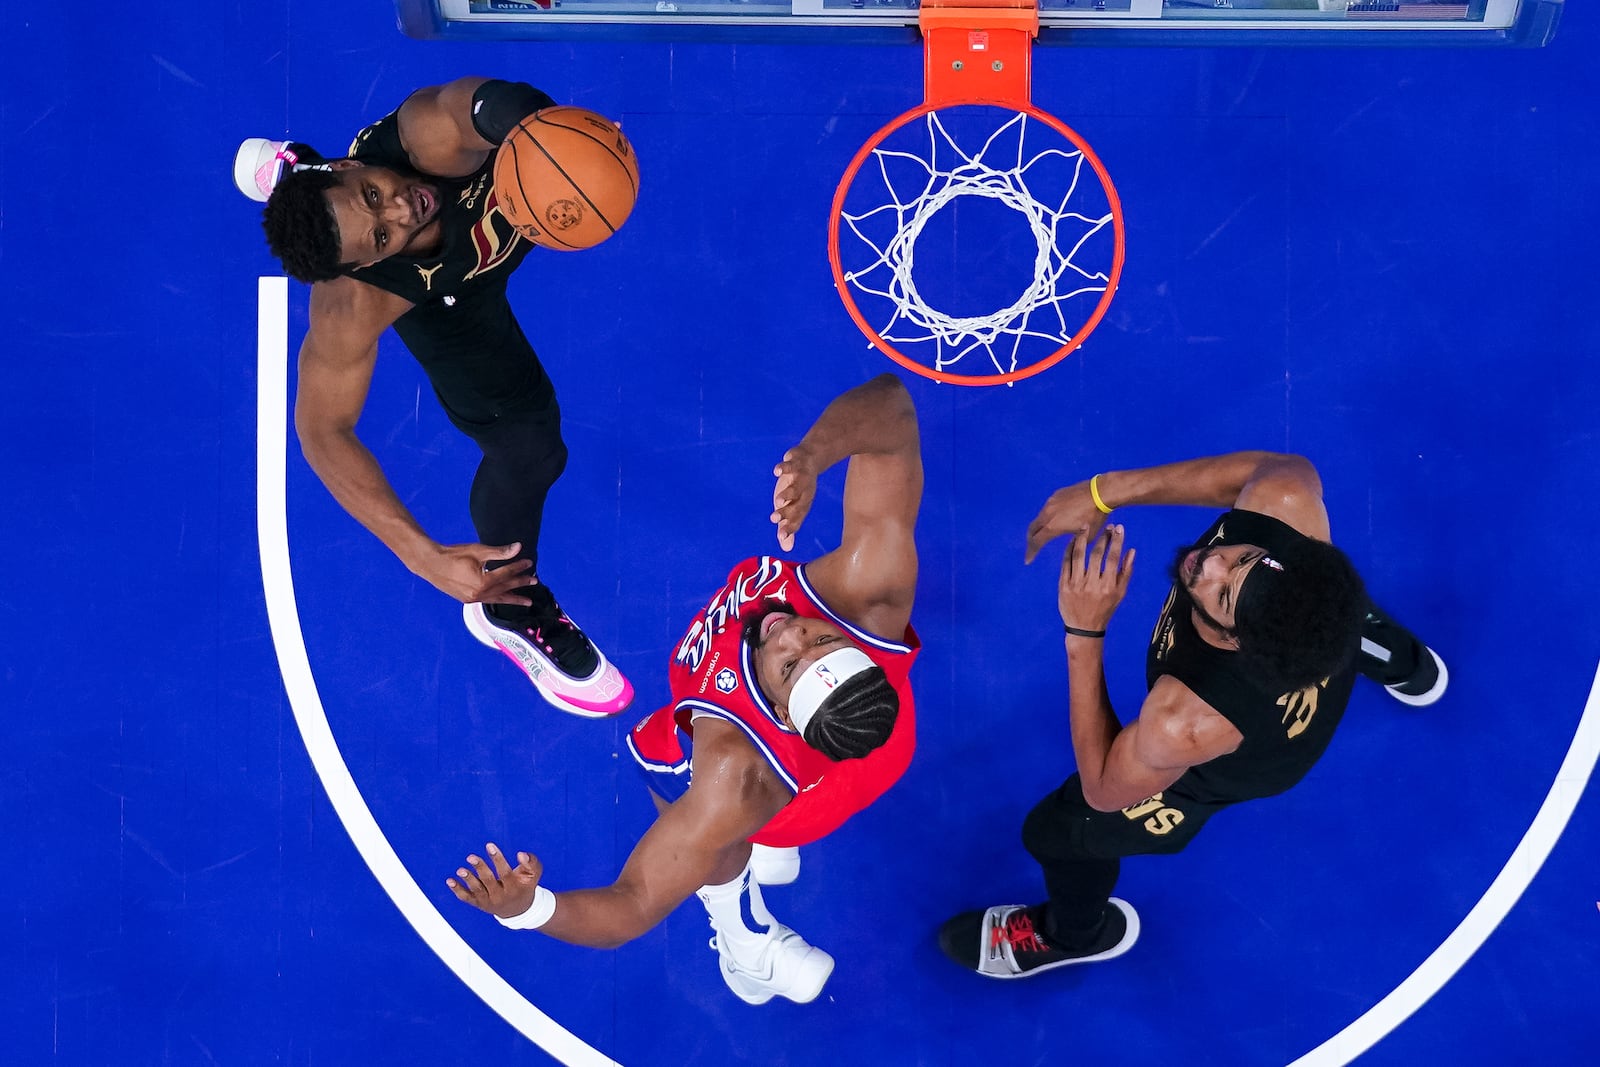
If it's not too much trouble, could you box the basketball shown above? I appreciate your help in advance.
[493,106,640,251]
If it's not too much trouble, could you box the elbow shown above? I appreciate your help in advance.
[873,375,919,437]
[293,411,350,468]
[1080,783,1122,814]
[1261,452,1321,485]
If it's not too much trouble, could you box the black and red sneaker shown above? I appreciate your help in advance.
[938,901,1140,979]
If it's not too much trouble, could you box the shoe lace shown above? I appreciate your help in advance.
[523,608,597,676]
[993,910,1050,955]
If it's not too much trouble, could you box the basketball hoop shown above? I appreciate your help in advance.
[828,0,1124,386]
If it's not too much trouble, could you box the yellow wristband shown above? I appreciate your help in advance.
[1089,474,1113,515]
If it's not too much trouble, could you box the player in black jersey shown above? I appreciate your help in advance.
[235,77,633,719]
[939,451,1446,979]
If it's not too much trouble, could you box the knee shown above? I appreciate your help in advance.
[1021,779,1092,861]
[487,425,568,488]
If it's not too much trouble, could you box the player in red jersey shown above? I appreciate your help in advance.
[447,374,924,1004]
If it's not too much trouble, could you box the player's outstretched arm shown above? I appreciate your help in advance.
[1025,451,1329,563]
[780,374,923,639]
[296,278,534,606]
[396,77,556,179]
[450,724,788,948]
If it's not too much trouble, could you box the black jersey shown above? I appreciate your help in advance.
[341,107,532,307]
[335,105,554,421]
[1146,509,1358,807]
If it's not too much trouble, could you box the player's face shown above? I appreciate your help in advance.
[325,163,442,267]
[1170,541,1268,639]
[744,605,857,713]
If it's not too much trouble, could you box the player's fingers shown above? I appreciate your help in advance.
[467,854,496,884]
[486,542,523,561]
[1119,547,1137,587]
[456,867,485,893]
[1102,524,1123,575]
[1069,526,1091,573]
[487,843,512,879]
[446,878,474,903]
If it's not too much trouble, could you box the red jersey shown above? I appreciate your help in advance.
[626,556,919,848]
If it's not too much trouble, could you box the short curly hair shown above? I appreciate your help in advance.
[261,168,344,283]
[1233,538,1366,695]
[804,667,899,761]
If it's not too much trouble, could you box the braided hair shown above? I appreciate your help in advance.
[802,667,899,761]
[261,168,344,283]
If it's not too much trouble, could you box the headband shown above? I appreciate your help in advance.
[787,647,877,735]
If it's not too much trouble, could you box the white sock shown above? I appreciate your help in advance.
[696,859,778,967]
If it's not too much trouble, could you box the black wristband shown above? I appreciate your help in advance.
[1063,624,1107,639]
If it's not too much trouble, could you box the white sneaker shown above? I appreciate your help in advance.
[710,924,834,1006]
[748,844,800,886]
[233,138,299,202]
[464,602,634,718]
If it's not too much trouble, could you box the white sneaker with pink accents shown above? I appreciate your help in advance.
[233,139,301,202]
[464,600,634,719]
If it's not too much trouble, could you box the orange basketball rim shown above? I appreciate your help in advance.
[828,0,1125,386]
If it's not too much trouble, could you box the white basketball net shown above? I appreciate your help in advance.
[837,108,1117,379]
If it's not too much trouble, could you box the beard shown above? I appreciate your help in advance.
[1168,542,1235,637]
[740,598,797,649]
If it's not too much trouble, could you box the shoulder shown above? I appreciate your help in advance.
[304,275,411,355]
[395,78,495,179]
[1233,455,1331,541]
[687,718,792,821]
[308,273,412,325]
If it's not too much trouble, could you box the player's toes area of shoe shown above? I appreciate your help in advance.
[234,138,286,202]
[723,941,834,1006]
[777,942,834,1005]
[938,907,998,972]
[1387,646,1448,707]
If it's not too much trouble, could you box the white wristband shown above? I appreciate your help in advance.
[495,885,557,930]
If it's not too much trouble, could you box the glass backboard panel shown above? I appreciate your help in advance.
[397,0,1560,45]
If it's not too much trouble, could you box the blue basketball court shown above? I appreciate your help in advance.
[3,1,1597,1063]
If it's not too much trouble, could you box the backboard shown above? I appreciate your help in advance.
[396,0,1561,46]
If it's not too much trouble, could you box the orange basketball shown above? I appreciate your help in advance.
[493,106,640,251]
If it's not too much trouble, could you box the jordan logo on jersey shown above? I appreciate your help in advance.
[415,263,443,291]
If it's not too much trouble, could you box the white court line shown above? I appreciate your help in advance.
[257,278,1600,1065]
[1291,657,1600,1065]
[255,277,618,1067]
